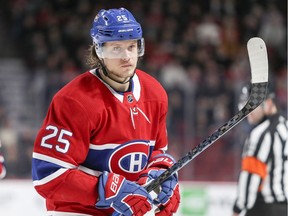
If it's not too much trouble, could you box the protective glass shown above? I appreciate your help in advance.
[96,38,144,59]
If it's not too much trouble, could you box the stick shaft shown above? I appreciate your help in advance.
[145,82,267,192]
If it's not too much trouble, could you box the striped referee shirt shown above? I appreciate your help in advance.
[233,113,288,213]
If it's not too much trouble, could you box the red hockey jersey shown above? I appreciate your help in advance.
[32,69,168,215]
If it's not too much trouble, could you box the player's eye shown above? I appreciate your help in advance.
[112,46,122,53]
[128,44,137,51]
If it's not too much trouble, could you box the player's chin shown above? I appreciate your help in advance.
[121,67,135,77]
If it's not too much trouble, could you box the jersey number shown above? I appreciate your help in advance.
[40,125,72,153]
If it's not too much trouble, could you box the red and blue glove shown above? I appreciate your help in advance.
[0,153,6,179]
[96,171,153,216]
[137,154,180,216]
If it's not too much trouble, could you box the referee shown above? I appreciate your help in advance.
[232,84,287,216]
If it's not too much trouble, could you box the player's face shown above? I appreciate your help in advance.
[102,40,138,82]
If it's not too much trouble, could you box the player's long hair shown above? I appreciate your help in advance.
[86,44,101,69]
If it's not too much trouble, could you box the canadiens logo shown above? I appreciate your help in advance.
[108,141,150,180]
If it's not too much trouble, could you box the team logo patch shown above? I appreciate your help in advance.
[127,94,134,103]
[109,141,150,179]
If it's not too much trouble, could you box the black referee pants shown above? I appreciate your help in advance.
[246,201,287,216]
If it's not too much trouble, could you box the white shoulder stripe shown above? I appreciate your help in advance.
[89,140,157,150]
[32,152,77,169]
[89,143,119,150]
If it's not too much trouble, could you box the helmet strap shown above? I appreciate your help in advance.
[99,59,134,85]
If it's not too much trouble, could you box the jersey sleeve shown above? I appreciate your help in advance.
[32,94,99,206]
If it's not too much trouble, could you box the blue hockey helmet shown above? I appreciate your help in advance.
[90,8,145,58]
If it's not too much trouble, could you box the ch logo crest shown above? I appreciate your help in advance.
[108,141,150,180]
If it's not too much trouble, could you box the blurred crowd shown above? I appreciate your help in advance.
[0,0,286,180]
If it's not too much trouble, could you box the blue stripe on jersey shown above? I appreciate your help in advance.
[81,140,155,174]
[82,149,112,171]
[32,158,62,181]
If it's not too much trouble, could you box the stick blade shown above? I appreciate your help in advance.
[247,37,268,84]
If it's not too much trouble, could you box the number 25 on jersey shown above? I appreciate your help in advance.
[40,125,72,153]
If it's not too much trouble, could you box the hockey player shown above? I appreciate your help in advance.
[0,140,6,179]
[232,85,287,216]
[32,8,180,216]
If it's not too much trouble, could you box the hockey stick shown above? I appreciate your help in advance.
[144,37,269,193]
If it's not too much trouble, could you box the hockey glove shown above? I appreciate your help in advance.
[137,154,180,216]
[96,171,153,216]
[0,154,6,179]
